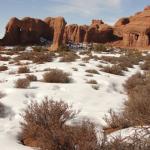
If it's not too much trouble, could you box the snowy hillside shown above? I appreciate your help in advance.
[0,47,142,150]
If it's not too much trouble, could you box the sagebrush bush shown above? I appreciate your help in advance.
[43,69,71,83]
[85,69,99,74]
[15,78,30,88]
[100,51,143,69]
[0,91,5,99]
[105,72,150,129]
[102,65,123,75]
[21,98,98,150]
[100,132,150,150]
[12,46,26,51]
[0,65,8,71]
[32,46,48,52]
[14,52,53,64]
[59,51,80,62]
[57,45,70,52]
[140,60,150,70]
[124,72,145,92]
[26,74,37,81]
[0,55,10,61]
[94,44,107,52]
[104,109,131,129]
[0,102,5,118]
[18,66,30,74]
[87,80,98,84]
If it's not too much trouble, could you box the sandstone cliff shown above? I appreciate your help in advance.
[114,6,150,48]
[0,6,150,49]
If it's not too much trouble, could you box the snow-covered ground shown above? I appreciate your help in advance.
[0,48,142,150]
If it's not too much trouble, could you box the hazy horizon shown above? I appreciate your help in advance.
[0,0,150,38]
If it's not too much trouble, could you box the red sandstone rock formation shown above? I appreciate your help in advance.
[2,17,51,45]
[63,20,114,44]
[1,6,150,49]
[114,6,150,48]
[49,17,66,51]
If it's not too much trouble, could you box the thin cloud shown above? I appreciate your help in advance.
[46,0,122,18]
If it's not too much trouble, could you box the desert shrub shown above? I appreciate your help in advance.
[101,51,143,68]
[72,67,78,71]
[59,51,80,62]
[82,56,90,62]
[124,83,150,125]
[140,60,150,70]
[86,74,93,77]
[0,102,5,118]
[21,98,98,150]
[14,52,53,63]
[15,78,30,88]
[0,91,5,99]
[32,46,48,52]
[0,65,8,71]
[32,52,53,63]
[43,69,71,83]
[79,50,91,55]
[0,55,10,61]
[94,44,107,52]
[102,65,123,75]
[124,72,145,92]
[12,46,26,51]
[105,72,150,130]
[100,132,150,150]
[104,109,131,129]
[26,74,37,81]
[79,63,86,66]
[18,66,30,74]
[85,69,99,74]
[87,79,97,84]
[57,45,70,52]
[92,85,100,90]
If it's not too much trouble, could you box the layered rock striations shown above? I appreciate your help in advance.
[0,6,150,49]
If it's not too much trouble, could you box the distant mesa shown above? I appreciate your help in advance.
[0,6,150,50]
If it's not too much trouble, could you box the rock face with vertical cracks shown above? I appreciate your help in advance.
[46,17,66,51]
[114,6,150,48]
[63,19,114,44]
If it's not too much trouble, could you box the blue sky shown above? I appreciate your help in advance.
[0,0,149,38]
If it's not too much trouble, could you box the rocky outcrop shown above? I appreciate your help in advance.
[1,6,150,49]
[114,6,150,48]
[63,20,114,44]
[1,17,66,50]
[48,17,66,51]
[1,17,52,45]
